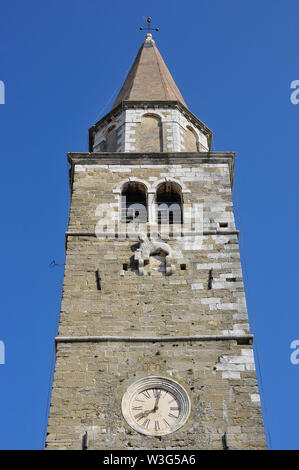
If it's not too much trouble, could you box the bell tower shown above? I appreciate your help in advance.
[46,32,266,450]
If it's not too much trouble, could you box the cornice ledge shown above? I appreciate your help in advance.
[55,334,253,344]
[68,151,235,163]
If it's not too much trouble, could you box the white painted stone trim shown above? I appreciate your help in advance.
[150,177,190,194]
[113,178,151,194]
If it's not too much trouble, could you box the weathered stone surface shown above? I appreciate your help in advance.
[46,156,266,450]
[47,341,265,450]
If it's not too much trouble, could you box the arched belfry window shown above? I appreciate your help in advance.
[121,182,147,223]
[184,126,199,152]
[156,182,183,225]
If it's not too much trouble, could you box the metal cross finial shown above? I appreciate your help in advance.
[139,17,159,34]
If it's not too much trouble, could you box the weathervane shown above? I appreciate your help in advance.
[139,17,159,34]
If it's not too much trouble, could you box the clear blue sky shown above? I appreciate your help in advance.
[0,0,298,450]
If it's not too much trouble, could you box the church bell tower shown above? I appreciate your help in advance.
[46,32,266,450]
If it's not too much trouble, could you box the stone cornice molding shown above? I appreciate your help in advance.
[55,334,253,344]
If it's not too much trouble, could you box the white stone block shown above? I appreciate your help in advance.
[222,371,240,380]
[250,394,260,403]
[200,298,221,304]
[109,167,132,173]
[220,355,253,364]
[75,165,86,172]
[191,283,204,290]
[241,349,254,357]
[217,303,238,310]
[197,263,222,270]
[216,363,245,372]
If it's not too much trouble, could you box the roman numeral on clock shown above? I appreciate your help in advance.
[141,390,151,399]
[143,419,150,429]
[155,420,160,431]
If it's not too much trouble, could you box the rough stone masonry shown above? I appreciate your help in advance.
[46,33,266,450]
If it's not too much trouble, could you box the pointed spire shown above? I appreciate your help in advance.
[111,35,187,109]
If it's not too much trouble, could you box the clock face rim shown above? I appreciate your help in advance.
[121,376,191,436]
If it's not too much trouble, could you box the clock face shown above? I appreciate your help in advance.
[121,376,190,436]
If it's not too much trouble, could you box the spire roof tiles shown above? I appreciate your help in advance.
[112,34,187,109]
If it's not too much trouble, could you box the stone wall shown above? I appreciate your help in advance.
[46,341,265,450]
[57,233,248,338]
[68,161,234,232]
[46,154,266,450]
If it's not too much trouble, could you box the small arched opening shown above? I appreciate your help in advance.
[121,181,148,223]
[156,182,183,227]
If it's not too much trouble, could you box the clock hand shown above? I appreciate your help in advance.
[137,408,155,420]
[136,391,162,420]
[153,390,162,411]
